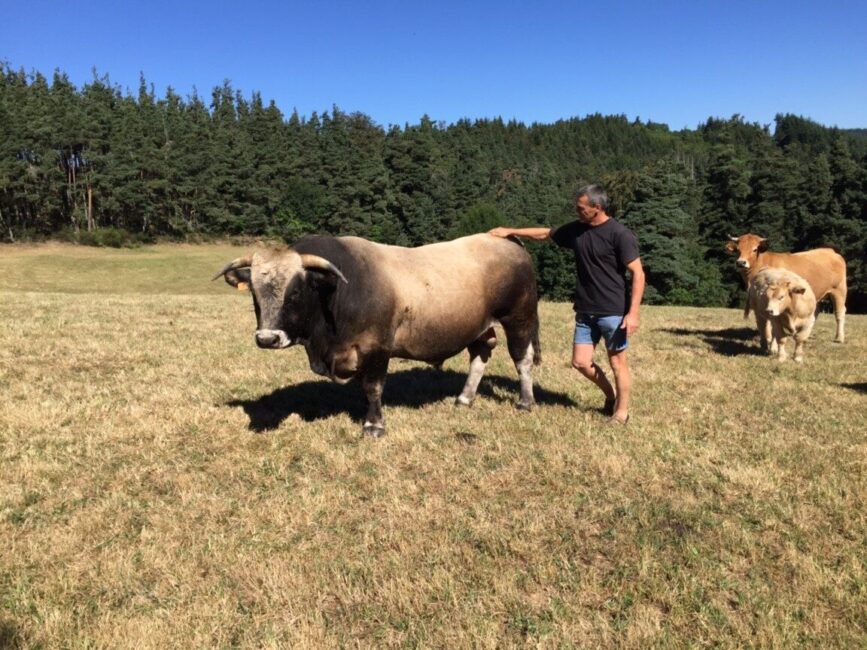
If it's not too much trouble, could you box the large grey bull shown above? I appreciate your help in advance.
[215,234,541,437]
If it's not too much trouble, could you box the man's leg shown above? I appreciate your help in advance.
[607,348,631,422]
[572,343,616,403]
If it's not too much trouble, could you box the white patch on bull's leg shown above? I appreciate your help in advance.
[457,350,490,407]
[514,342,535,411]
[362,422,386,438]
[361,363,388,438]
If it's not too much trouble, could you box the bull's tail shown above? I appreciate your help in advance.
[532,320,542,366]
[743,296,751,320]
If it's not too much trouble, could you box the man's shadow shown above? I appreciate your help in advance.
[226,367,577,432]
[659,326,765,357]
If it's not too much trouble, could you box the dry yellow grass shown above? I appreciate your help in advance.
[1,243,865,648]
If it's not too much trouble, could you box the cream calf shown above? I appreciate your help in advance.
[749,268,817,362]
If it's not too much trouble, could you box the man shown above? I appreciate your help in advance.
[489,184,645,425]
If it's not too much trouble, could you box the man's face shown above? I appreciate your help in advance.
[576,194,599,222]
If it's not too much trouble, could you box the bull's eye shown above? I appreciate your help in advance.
[752,247,758,252]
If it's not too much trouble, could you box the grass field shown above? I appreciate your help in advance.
[1,243,865,648]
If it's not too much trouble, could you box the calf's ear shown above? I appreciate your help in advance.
[725,240,738,253]
[791,284,807,295]
[757,238,769,253]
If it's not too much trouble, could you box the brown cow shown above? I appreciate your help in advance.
[727,233,846,346]
[747,268,817,363]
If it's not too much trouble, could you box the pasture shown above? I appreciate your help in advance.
[1,243,865,648]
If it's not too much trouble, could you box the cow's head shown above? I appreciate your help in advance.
[214,248,347,349]
[764,279,807,317]
[726,233,769,270]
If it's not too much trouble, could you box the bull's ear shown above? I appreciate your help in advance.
[225,268,251,291]
[307,268,342,291]
[725,240,738,253]
[757,238,769,253]
[791,284,807,295]
[213,256,253,289]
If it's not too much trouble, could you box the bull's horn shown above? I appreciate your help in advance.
[728,234,739,242]
[212,256,253,281]
[300,254,348,284]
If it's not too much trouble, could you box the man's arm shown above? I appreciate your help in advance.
[621,257,645,336]
[488,226,552,241]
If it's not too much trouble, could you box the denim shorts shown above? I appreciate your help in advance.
[574,314,629,352]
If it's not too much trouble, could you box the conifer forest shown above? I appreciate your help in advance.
[2,66,865,310]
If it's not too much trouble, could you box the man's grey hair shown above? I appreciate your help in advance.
[574,184,609,211]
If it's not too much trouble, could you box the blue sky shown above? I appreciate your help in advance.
[2,0,865,130]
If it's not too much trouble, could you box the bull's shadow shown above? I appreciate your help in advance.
[842,382,867,395]
[659,326,765,357]
[227,367,577,432]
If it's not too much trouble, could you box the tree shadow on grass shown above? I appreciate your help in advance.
[227,367,577,432]
[841,382,867,395]
[659,326,765,357]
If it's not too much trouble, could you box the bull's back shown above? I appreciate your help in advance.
[759,249,846,299]
[344,235,537,359]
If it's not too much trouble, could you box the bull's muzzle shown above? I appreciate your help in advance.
[736,259,749,269]
[255,329,292,349]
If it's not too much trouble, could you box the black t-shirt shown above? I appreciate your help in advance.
[551,218,640,315]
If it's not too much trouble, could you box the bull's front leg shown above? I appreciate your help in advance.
[360,355,389,438]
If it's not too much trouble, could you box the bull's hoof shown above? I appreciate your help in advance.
[794,356,804,363]
[362,424,386,438]
[455,395,473,407]
[515,401,534,412]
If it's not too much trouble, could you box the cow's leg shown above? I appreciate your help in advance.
[830,287,846,343]
[755,312,771,353]
[767,318,778,354]
[502,320,537,411]
[792,335,806,363]
[771,321,789,362]
[360,356,389,438]
[793,316,816,363]
[456,329,496,407]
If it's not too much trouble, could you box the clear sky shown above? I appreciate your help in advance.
[2,0,865,130]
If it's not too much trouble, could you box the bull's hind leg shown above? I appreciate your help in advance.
[456,328,496,407]
[502,320,538,411]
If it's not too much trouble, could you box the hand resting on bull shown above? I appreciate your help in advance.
[214,233,541,437]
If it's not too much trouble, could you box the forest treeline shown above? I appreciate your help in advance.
[1,65,866,310]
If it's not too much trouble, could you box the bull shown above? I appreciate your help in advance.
[215,234,541,437]
[726,233,847,347]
